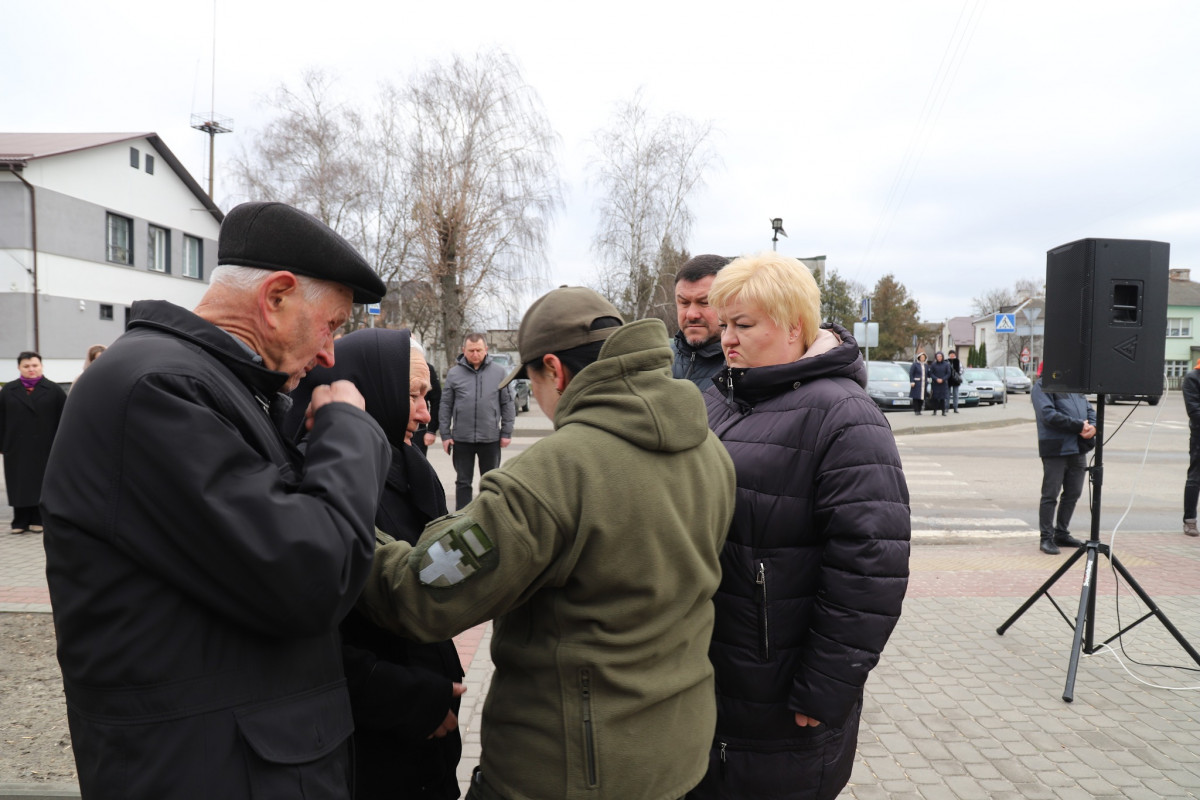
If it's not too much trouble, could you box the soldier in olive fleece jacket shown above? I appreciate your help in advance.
[362,317,736,800]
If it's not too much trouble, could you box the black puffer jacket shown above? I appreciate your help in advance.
[690,323,910,800]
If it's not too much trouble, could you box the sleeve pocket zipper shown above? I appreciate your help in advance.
[580,669,599,788]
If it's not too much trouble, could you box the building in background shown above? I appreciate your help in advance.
[1166,268,1200,390]
[0,133,222,382]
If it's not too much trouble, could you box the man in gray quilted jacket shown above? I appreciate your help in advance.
[440,333,515,508]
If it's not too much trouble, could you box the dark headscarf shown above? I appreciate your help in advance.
[287,328,445,532]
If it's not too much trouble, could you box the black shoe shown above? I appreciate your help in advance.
[1053,532,1084,548]
[1040,538,1060,555]
[953,410,959,414]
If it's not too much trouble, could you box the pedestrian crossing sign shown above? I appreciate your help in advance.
[994,313,1016,333]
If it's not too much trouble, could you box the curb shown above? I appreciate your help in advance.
[0,785,79,799]
[887,416,1032,436]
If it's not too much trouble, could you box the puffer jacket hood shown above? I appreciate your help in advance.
[555,318,709,454]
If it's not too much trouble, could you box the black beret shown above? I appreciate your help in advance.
[218,202,386,304]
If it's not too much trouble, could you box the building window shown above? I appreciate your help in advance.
[148,226,170,273]
[145,154,155,174]
[183,235,203,279]
[1166,360,1190,378]
[1167,318,1192,338]
[99,304,114,321]
[106,213,132,265]
[130,147,139,168]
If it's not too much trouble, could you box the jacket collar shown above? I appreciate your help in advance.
[714,322,866,407]
[127,300,291,397]
[673,329,723,359]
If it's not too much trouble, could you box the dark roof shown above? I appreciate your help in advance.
[0,132,222,224]
[1169,279,1200,307]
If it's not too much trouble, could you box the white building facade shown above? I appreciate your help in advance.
[0,133,222,381]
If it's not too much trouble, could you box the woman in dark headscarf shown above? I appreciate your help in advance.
[289,328,464,800]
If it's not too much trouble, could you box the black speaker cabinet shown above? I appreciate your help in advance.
[1042,238,1169,396]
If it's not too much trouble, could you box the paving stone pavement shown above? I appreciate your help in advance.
[5,402,1200,798]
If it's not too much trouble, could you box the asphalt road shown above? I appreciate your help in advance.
[895,390,1190,543]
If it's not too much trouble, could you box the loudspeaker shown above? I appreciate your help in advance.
[1042,238,1169,396]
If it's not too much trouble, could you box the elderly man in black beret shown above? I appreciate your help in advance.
[41,202,392,800]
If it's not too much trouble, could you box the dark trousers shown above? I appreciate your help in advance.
[11,505,42,530]
[1185,430,1200,519]
[913,398,924,414]
[452,441,501,509]
[1040,454,1087,536]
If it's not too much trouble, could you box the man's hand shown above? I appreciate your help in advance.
[428,683,468,739]
[795,713,822,728]
[424,432,436,447]
[1080,421,1097,440]
[442,438,454,455]
[305,380,367,430]
[500,438,511,448]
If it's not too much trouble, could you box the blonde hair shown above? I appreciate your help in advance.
[708,252,822,349]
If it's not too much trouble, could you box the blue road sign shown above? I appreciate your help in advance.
[366,303,382,316]
[994,313,1016,333]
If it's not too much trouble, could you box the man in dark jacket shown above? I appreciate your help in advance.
[671,254,729,388]
[439,334,514,509]
[1182,358,1200,537]
[40,202,392,800]
[0,351,66,533]
[1031,365,1097,554]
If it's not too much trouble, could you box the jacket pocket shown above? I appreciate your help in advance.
[579,668,599,789]
[235,682,354,798]
[755,561,770,661]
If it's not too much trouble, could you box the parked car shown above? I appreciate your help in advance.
[490,353,531,412]
[998,365,1032,393]
[866,361,913,410]
[1107,392,1161,406]
[962,368,1006,405]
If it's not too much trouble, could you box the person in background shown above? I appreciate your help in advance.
[439,334,514,509]
[0,351,67,534]
[928,351,952,416]
[690,252,909,800]
[41,201,391,799]
[289,328,464,800]
[1181,357,1200,537]
[1031,362,1096,555]
[909,352,928,415]
[84,344,106,368]
[946,348,964,413]
[415,361,442,458]
[362,287,736,800]
[672,254,730,388]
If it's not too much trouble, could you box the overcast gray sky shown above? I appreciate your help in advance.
[6,0,1199,322]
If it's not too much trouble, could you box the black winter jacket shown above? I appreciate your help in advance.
[292,328,464,799]
[691,323,910,800]
[41,300,391,800]
[672,329,725,389]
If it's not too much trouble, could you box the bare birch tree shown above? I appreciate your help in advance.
[401,51,562,367]
[589,91,717,320]
[228,70,418,329]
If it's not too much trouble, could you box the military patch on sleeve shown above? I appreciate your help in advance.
[417,519,496,587]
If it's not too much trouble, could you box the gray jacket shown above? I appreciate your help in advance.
[671,330,725,389]
[1032,379,1096,458]
[439,353,515,443]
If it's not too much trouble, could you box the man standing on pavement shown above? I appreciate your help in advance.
[41,201,392,800]
[946,348,964,413]
[672,254,729,388]
[440,334,514,509]
[1031,363,1097,554]
[1182,357,1200,537]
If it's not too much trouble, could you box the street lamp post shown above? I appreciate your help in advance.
[771,218,787,251]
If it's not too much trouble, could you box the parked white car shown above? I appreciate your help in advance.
[998,366,1032,393]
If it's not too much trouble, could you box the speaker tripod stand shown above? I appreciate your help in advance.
[996,394,1200,701]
